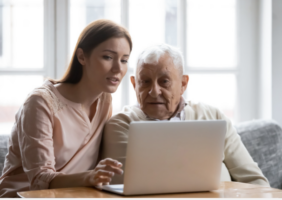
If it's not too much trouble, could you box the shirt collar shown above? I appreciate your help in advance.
[172,96,186,118]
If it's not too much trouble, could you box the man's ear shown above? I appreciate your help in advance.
[130,76,136,90]
[76,48,86,66]
[180,75,189,95]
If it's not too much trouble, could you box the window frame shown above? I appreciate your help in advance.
[0,0,260,124]
[0,0,53,77]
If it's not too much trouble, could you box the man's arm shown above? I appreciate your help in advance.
[218,111,270,186]
[101,114,131,184]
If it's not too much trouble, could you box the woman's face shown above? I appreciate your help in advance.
[77,37,131,93]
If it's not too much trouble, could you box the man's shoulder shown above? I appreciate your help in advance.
[107,104,146,125]
[185,101,219,111]
[184,100,223,119]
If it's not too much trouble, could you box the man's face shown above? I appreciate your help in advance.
[131,54,189,120]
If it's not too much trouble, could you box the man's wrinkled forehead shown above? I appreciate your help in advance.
[137,64,171,78]
[136,56,175,78]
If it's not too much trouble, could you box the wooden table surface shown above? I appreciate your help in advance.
[18,181,282,198]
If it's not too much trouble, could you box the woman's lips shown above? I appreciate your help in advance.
[107,77,120,85]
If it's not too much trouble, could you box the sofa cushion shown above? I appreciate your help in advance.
[235,119,282,189]
[0,135,9,176]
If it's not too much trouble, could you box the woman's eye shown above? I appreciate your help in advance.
[103,55,112,60]
[121,59,128,63]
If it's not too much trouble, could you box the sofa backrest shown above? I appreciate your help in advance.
[236,119,282,189]
[0,135,9,176]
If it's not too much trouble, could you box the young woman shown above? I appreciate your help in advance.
[0,19,132,197]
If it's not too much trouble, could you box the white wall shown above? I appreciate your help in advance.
[258,0,282,126]
[258,0,272,120]
[272,0,282,126]
[237,0,260,122]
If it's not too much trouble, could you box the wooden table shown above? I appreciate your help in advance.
[18,182,282,198]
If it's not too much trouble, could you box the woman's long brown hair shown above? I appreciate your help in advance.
[52,19,132,84]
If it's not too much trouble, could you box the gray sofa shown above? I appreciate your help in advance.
[0,135,9,177]
[0,119,282,189]
[235,119,282,189]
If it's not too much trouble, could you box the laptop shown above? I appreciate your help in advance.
[96,120,226,196]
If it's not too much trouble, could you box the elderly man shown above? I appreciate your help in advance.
[101,44,269,186]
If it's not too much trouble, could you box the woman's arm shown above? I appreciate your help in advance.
[49,158,123,188]
[18,94,61,190]
[18,94,122,190]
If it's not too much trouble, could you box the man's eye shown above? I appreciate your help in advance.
[103,55,112,60]
[140,80,150,84]
[163,80,169,84]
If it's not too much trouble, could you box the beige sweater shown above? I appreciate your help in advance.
[101,101,269,186]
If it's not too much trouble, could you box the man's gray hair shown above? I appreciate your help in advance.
[136,44,184,75]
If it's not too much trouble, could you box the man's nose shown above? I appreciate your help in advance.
[148,83,162,98]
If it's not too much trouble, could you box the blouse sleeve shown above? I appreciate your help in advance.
[17,94,62,190]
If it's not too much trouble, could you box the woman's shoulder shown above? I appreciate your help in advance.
[24,80,65,115]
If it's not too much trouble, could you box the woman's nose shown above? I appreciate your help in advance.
[148,83,161,98]
[111,60,122,73]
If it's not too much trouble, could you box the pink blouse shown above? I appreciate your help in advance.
[0,81,112,197]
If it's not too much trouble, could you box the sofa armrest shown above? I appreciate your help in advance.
[235,119,282,189]
[0,135,9,176]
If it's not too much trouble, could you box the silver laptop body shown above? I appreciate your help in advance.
[96,120,226,196]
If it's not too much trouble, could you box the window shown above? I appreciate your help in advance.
[129,0,237,122]
[69,0,122,114]
[127,0,179,108]
[0,0,258,135]
[0,0,44,135]
[185,0,237,121]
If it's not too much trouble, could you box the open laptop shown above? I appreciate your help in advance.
[96,120,226,196]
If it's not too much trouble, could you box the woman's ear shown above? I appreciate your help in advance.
[181,75,189,95]
[130,76,136,90]
[76,48,86,66]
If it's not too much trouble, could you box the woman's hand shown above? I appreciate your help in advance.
[49,158,123,189]
[87,158,123,186]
